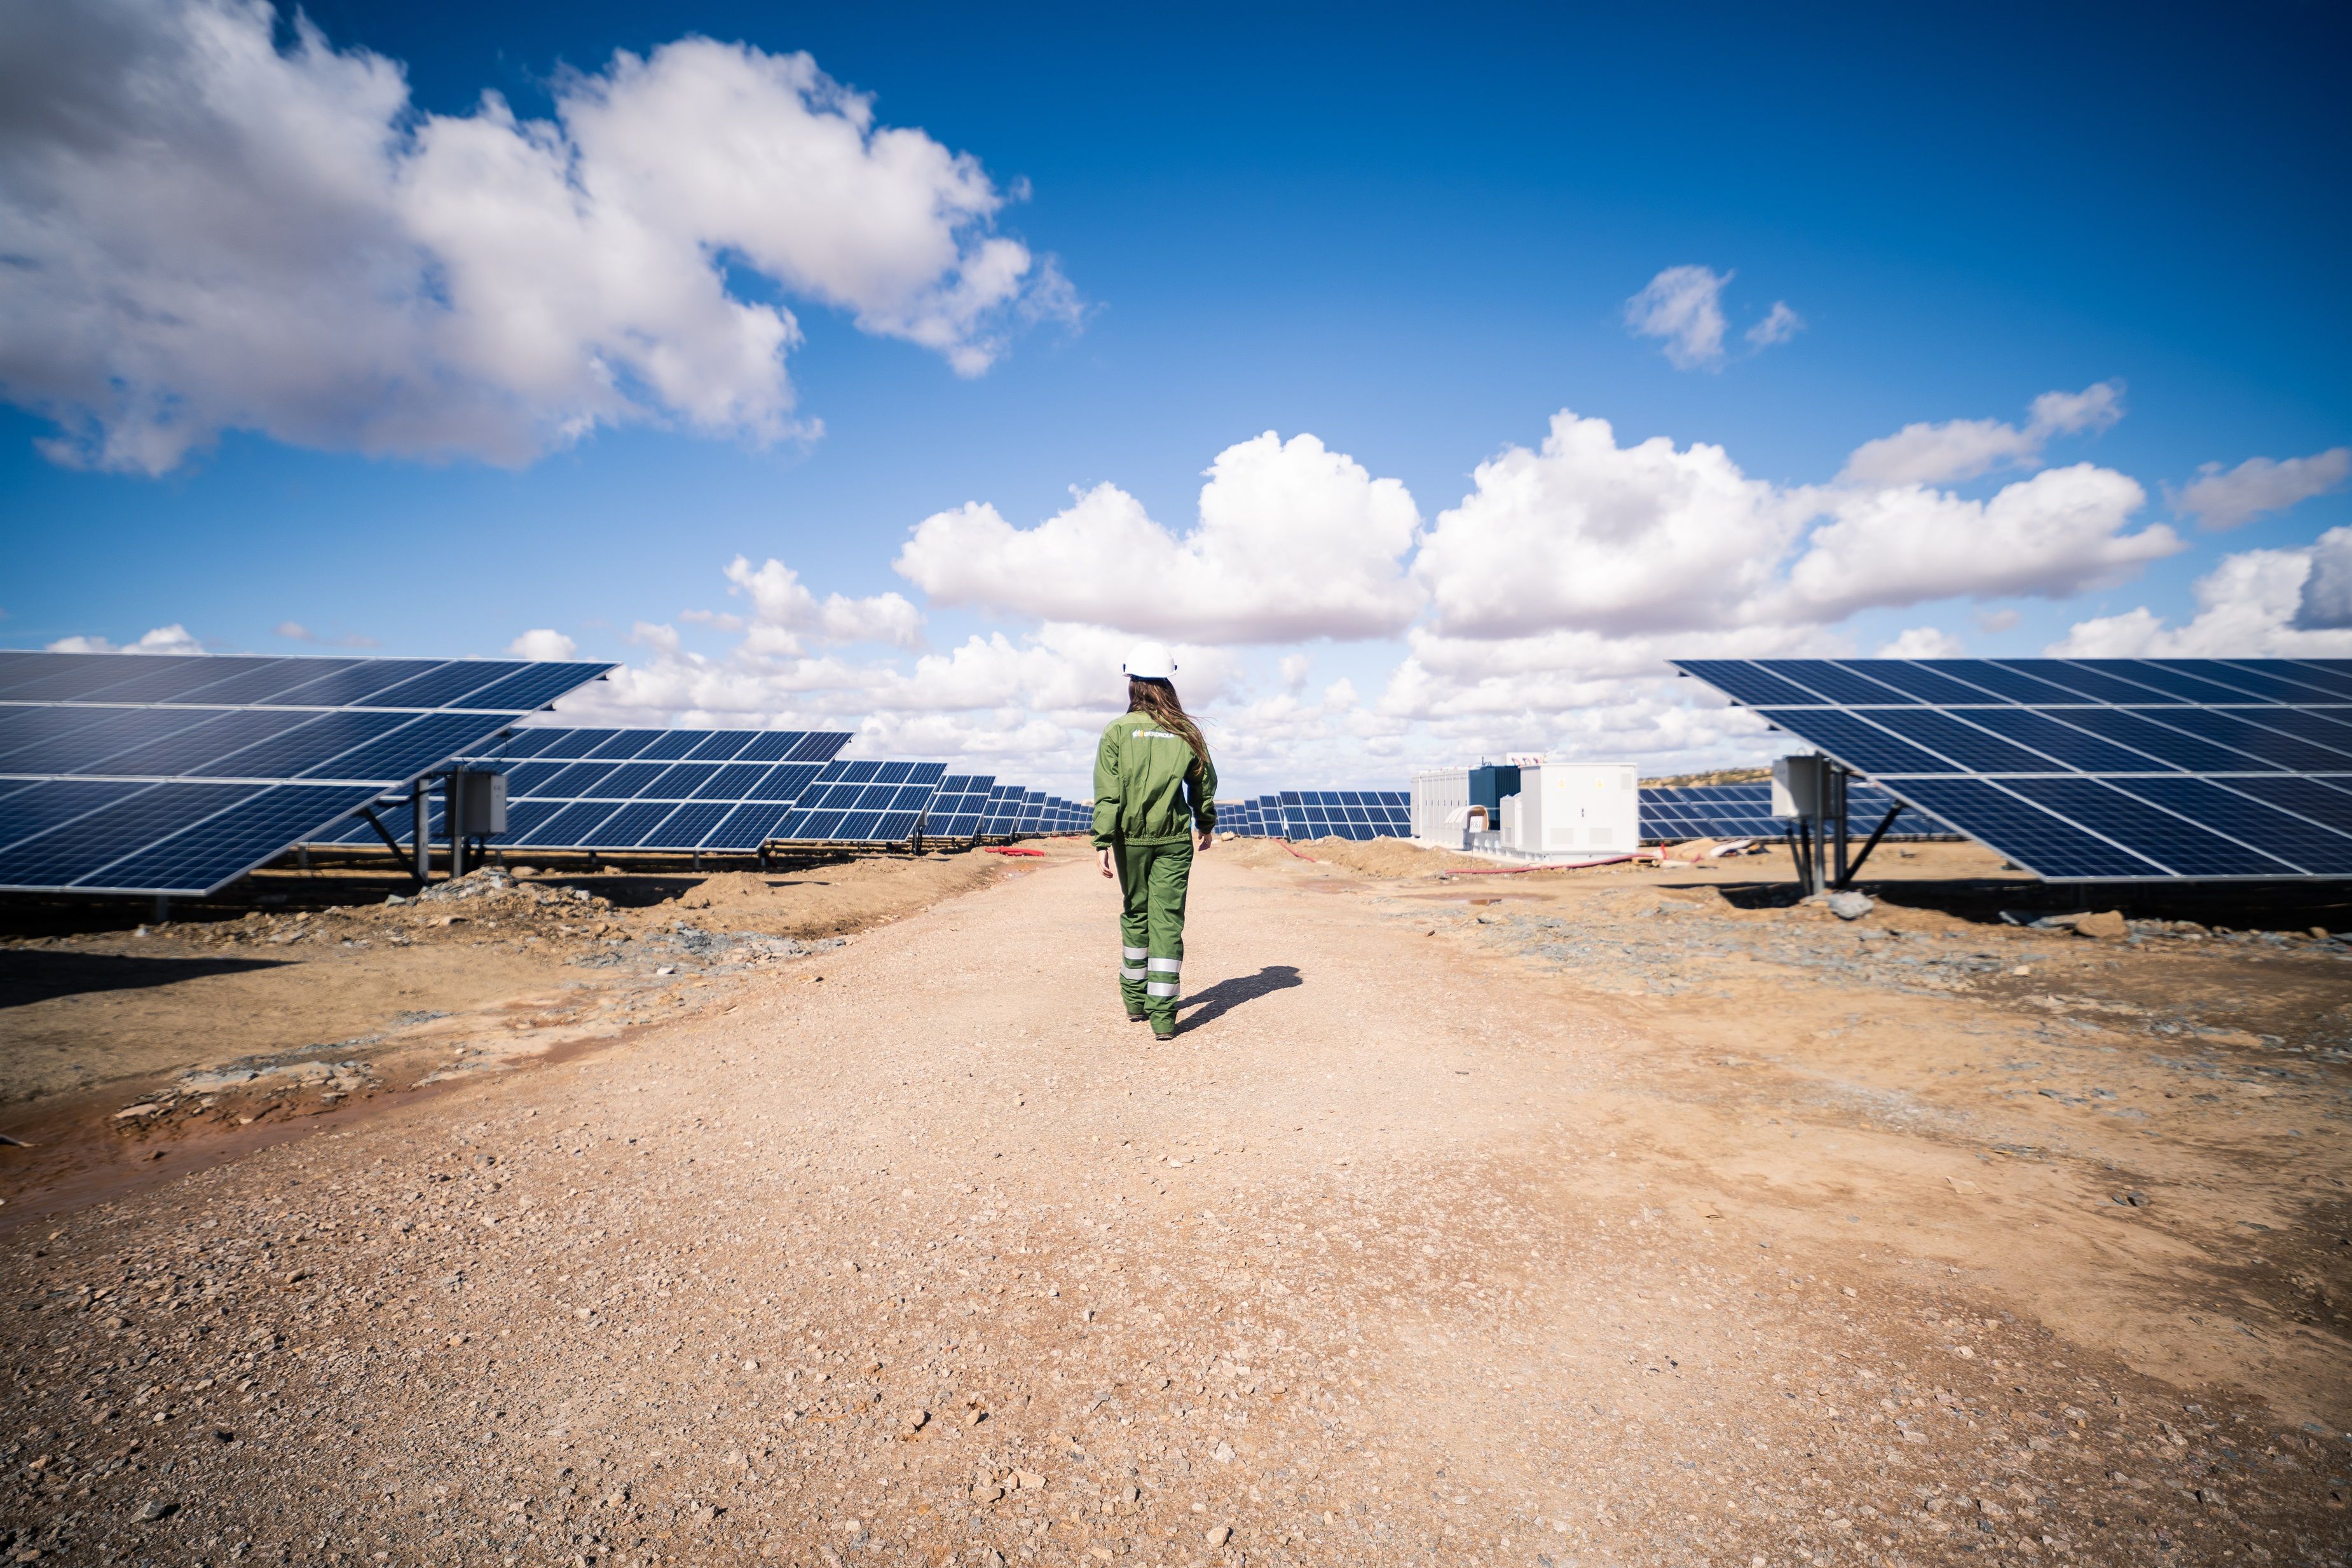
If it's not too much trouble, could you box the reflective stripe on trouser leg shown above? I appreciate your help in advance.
[1145,956,1181,998]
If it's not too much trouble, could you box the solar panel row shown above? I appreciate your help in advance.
[1674,657,2352,882]
[0,650,600,714]
[0,652,613,896]
[768,759,948,844]
[1639,781,1948,843]
[314,726,854,852]
[1212,789,1411,841]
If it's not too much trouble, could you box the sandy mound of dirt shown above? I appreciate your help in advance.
[669,852,1013,939]
[669,870,790,913]
[1215,835,1490,877]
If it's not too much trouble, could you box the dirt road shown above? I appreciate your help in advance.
[3,845,2346,1566]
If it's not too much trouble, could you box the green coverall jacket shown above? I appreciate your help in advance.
[1090,712,1218,847]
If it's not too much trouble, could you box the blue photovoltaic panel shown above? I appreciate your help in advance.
[979,784,1024,836]
[2178,661,2340,704]
[922,774,996,839]
[1857,707,2068,774]
[0,651,613,895]
[317,726,851,852]
[1998,776,2297,878]
[1751,711,1956,776]
[1264,787,1412,841]
[2106,777,2352,876]
[1767,660,1921,706]
[1884,778,2169,880]
[0,779,151,848]
[1835,660,2002,706]
[2075,660,2251,706]
[1635,780,1950,845]
[1674,660,1822,709]
[1674,657,2352,880]
[1993,659,2177,706]
[766,759,946,843]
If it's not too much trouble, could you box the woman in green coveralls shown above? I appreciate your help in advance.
[1093,643,1218,1040]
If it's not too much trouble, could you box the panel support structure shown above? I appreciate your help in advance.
[443,774,467,880]
[411,780,430,882]
[360,806,424,885]
[1840,802,1906,888]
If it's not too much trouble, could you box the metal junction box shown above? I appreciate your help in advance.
[1772,754,1828,820]
[451,769,508,836]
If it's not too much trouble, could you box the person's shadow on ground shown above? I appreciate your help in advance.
[1178,965,1302,1031]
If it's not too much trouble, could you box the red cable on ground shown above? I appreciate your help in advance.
[1281,842,1317,862]
[984,847,1046,857]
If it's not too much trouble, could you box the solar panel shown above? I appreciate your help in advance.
[0,651,613,895]
[921,774,997,840]
[978,783,1025,837]
[1261,787,1412,841]
[315,725,852,853]
[1674,657,2352,880]
[767,760,947,844]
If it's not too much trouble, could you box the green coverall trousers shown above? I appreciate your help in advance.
[1114,838,1193,1030]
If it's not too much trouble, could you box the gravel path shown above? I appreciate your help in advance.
[3,852,2344,1566]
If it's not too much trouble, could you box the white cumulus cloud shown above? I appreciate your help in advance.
[2049,540,2352,658]
[1876,626,1966,658]
[894,431,1423,643]
[721,557,924,655]
[2296,527,2352,631]
[1781,463,2180,621]
[1624,266,1731,369]
[1624,267,1802,369]
[1745,301,1805,349]
[530,392,2223,788]
[0,0,1074,474]
[1412,410,2172,641]
[506,629,578,660]
[1413,411,1811,639]
[2171,448,2351,530]
[44,624,205,655]
[1837,383,2124,487]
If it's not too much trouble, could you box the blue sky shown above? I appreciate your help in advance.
[3,0,2348,792]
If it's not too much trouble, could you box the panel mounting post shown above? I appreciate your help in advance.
[1828,763,1850,889]
[411,779,430,883]
[1839,802,1905,888]
[445,774,465,880]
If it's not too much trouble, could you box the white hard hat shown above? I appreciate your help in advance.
[1122,642,1177,679]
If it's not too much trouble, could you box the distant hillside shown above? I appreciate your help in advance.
[1641,765,1772,789]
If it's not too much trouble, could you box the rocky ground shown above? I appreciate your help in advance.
[0,854,1019,1229]
[0,840,2347,1567]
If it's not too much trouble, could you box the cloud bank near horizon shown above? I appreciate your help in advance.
[58,393,2352,788]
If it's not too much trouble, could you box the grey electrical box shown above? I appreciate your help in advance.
[451,770,507,836]
[1772,754,1828,819]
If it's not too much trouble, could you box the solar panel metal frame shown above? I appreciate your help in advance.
[1673,656,2352,881]
[0,651,613,896]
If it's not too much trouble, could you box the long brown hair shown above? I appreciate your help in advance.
[1128,676,1210,770]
